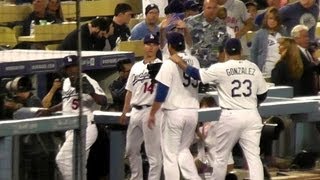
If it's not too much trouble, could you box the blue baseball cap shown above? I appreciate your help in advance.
[166,32,185,49]
[63,55,79,68]
[145,3,159,15]
[143,33,160,44]
[184,0,199,11]
[225,38,242,55]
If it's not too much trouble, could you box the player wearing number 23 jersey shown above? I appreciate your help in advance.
[170,38,268,180]
[148,32,202,180]
[120,34,163,180]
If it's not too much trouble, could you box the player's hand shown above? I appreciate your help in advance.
[36,109,52,117]
[175,20,186,29]
[160,18,170,30]
[170,54,182,64]
[119,113,128,125]
[52,79,62,90]
[82,77,95,94]
[148,114,156,129]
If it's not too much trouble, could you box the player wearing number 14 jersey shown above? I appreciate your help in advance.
[148,32,201,180]
[119,34,163,180]
[170,38,268,180]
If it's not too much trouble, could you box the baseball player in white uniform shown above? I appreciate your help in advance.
[39,55,108,180]
[119,34,163,180]
[170,38,268,180]
[148,32,201,180]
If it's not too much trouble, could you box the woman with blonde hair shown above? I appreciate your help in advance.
[271,37,304,96]
[250,7,287,77]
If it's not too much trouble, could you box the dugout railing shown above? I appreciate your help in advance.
[0,114,86,180]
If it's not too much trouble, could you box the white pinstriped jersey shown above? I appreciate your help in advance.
[156,52,200,109]
[126,58,162,106]
[199,59,268,109]
[62,73,106,121]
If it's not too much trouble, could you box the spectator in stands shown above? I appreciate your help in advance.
[130,3,160,40]
[250,7,287,77]
[271,37,304,96]
[108,3,133,50]
[186,0,228,67]
[108,59,133,111]
[184,0,200,18]
[279,0,319,40]
[21,0,57,36]
[245,1,258,20]
[217,6,235,38]
[255,0,281,27]
[58,17,113,51]
[46,0,63,23]
[290,25,320,95]
[217,0,254,57]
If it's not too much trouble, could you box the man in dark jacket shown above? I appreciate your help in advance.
[58,17,113,51]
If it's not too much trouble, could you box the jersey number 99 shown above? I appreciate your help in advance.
[183,73,198,88]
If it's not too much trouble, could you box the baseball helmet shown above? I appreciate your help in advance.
[6,76,34,92]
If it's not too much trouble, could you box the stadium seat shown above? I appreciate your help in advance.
[115,40,144,58]
[45,44,59,50]
[0,26,18,48]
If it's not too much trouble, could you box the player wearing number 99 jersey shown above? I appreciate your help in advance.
[148,32,201,180]
[170,38,268,180]
[119,34,163,180]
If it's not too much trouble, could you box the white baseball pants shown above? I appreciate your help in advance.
[162,109,201,180]
[125,107,162,180]
[210,109,263,180]
[56,123,97,180]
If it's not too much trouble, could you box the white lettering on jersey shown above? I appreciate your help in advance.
[132,71,150,86]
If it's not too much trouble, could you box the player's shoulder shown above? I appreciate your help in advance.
[131,60,144,69]
[82,73,98,83]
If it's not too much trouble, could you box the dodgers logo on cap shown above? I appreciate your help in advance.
[144,33,160,44]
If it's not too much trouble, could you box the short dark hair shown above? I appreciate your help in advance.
[114,3,132,16]
[91,17,111,31]
[116,59,132,72]
[166,32,185,52]
[200,96,217,108]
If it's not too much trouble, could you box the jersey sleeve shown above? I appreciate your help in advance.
[125,65,135,92]
[155,61,173,87]
[85,74,106,96]
[255,68,268,95]
[199,64,221,84]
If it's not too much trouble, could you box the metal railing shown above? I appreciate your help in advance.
[0,114,87,180]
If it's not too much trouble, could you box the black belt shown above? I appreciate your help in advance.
[132,104,151,110]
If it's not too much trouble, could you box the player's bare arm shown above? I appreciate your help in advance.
[90,93,108,106]
[119,90,132,125]
[170,54,188,71]
[170,54,201,81]
[36,102,63,117]
[148,101,162,129]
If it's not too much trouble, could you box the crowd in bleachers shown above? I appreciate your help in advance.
[1,0,320,179]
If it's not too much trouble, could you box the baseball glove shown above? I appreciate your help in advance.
[82,77,95,94]
[72,77,95,94]
[147,62,162,84]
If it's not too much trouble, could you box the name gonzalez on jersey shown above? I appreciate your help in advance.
[226,67,256,76]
